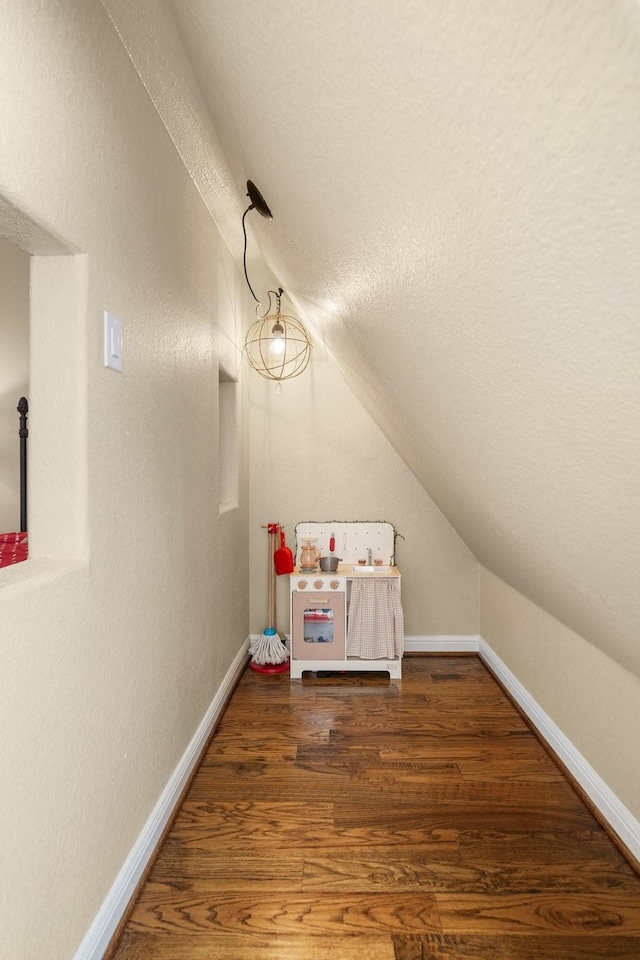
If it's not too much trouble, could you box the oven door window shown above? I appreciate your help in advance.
[303,607,335,644]
[292,591,345,661]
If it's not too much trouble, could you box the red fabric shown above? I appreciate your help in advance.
[0,532,28,568]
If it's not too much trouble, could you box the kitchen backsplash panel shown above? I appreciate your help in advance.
[294,521,398,567]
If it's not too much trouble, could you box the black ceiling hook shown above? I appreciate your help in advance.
[246,180,272,219]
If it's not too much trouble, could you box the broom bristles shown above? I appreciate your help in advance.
[250,628,289,665]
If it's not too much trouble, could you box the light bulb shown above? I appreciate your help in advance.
[270,320,285,357]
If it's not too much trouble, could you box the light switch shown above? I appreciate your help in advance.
[104,311,123,372]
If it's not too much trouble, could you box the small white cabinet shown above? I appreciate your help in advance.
[289,521,403,680]
[289,567,402,680]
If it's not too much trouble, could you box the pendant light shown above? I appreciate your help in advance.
[242,181,311,383]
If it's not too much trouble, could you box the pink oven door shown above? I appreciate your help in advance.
[292,591,345,660]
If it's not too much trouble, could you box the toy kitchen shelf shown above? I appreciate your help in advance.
[289,522,402,680]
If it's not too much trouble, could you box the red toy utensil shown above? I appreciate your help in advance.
[274,526,294,575]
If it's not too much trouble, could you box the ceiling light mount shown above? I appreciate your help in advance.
[246,180,272,220]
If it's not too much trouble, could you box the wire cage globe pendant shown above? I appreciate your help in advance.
[241,181,311,383]
[244,288,311,382]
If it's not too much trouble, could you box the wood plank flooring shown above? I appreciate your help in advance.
[109,655,640,959]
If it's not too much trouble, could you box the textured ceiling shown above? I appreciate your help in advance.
[104,0,640,675]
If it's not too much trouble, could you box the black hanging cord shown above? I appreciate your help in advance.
[17,396,28,533]
[242,204,260,303]
[242,182,273,306]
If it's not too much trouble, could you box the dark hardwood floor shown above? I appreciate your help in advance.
[110,655,640,959]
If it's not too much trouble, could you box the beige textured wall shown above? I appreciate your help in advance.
[0,3,249,958]
[0,237,29,531]
[249,339,479,638]
[480,567,640,822]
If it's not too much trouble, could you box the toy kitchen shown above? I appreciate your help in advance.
[289,521,404,679]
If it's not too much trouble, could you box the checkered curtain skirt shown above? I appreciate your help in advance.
[346,578,404,659]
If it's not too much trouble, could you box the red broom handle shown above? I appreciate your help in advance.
[261,523,279,630]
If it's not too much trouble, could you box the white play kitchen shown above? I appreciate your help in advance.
[289,521,404,679]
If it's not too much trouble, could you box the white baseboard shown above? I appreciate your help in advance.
[479,638,640,864]
[403,635,480,653]
[73,638,250,960]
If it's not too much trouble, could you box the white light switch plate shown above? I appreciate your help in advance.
[104,311,123,372]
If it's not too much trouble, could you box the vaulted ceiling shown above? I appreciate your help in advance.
[103,0,640,675]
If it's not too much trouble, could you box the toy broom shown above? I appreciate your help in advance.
[249,523,289,674]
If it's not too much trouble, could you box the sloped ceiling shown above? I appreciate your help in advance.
[104,0,640,675]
